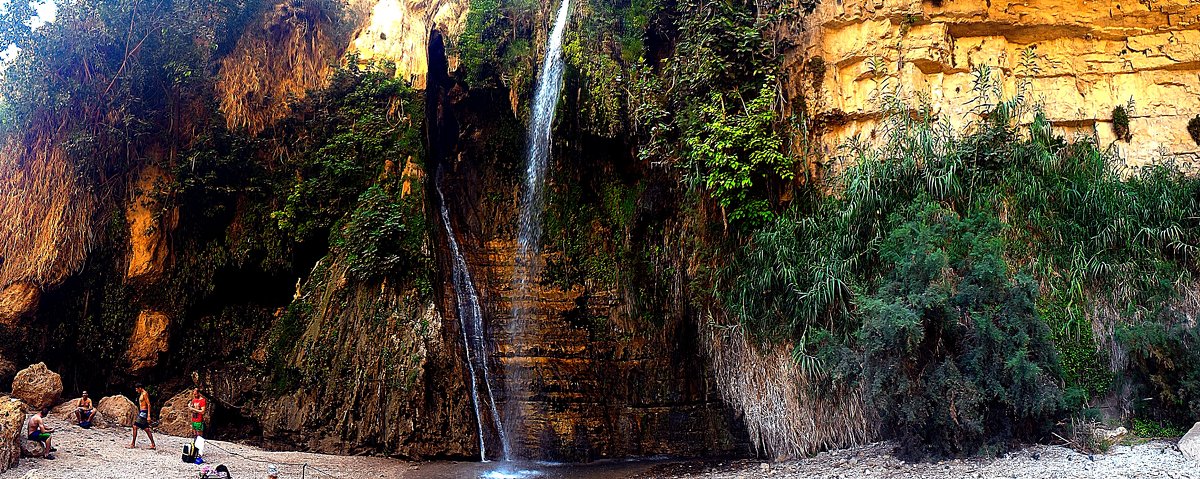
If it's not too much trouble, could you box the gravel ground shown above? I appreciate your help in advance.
[4,417,1197,479]
[4,416,413,478]
[638,440,1200,479]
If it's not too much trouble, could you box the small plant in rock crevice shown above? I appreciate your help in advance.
[1112,104,1131,142]
[1188,115,1200,146]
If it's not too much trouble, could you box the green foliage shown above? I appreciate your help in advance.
[1188,115,1200,146]
[1130,417,1188,438]
[723,201,851,342]
[332,184,431,287]
[684,79,794,228]
[454,0,536,87]
[859,201,1062,458]
[271,61,423,244]
[0,0,267,167]
[724,66,1200,454]
[1117,320,1200,423]
[1112,104,1131,142]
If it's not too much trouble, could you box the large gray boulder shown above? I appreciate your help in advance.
[1181,422,1200,461]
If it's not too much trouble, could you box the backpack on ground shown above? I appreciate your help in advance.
[199,464,231,479]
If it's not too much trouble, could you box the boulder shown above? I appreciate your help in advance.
[159,390,212,437]
[18,430,45,458]
[50,397,82,422]
[1181,422,1200,461]
[96,395,137,428]
[0,396,25,471]
[11,363,61,410]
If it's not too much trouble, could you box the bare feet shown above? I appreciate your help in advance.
[126,444,136,449]
[148,445,156,450]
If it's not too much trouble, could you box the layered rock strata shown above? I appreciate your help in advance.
[787,0,1200,166]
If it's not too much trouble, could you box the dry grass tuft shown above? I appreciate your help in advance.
[0,119,98,290]
[701,316,874,460]
[216,0,345,135]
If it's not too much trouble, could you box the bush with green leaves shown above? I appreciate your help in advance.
[1112,105,1131,142]
[724,66,1200,455]
[333,184,431,287]
[1117,319,1200,424]
[859,201,1062,457]
[683,79,794,228]
[270,61,423,245]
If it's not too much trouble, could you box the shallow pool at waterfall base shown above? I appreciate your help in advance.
[479,468,541,479]
[400,457,683,479]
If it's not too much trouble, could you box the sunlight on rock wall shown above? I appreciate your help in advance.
[788,0,1200,167]
[347,0,469,89]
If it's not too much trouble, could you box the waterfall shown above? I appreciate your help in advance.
[437,177,509,461]
[507,0,572,460]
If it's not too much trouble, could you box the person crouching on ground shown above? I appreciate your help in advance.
[188,388,207,438]
[75,391,95,427]
[28,407,56,459]
[130,384,156,449]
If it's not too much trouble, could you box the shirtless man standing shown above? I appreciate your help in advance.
[129,384,156,449]
[27,407,55,459]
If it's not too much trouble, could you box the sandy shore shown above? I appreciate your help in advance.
[4,417,1198,478]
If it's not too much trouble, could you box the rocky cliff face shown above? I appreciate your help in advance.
[786,0,1200,167]
[427,26,749,458]
[5,0,1197,464]
[348,0,469,89]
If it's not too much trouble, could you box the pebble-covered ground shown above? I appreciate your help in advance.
[637,440,1199,479]
[4,417,1197,479]
[5,416,414,478]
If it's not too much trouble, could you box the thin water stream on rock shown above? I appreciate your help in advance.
[437,175,508,461]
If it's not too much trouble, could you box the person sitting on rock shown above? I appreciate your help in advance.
[129,384,156,449]
[28,407,56,459]
[74,391,96,427]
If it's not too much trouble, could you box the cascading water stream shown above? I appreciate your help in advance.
[507,0,572,460]
[437,176,509,461]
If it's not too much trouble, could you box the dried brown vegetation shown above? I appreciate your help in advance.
[216,0,347,135]
[701,318,874,460]
[0,121,97,291]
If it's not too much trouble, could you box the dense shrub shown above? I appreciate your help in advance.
[860,202,1061,457]
[333,185,430,286]
[724,67,1200,455]
[1112,105,1131,142]
[1118,320,1200,423]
